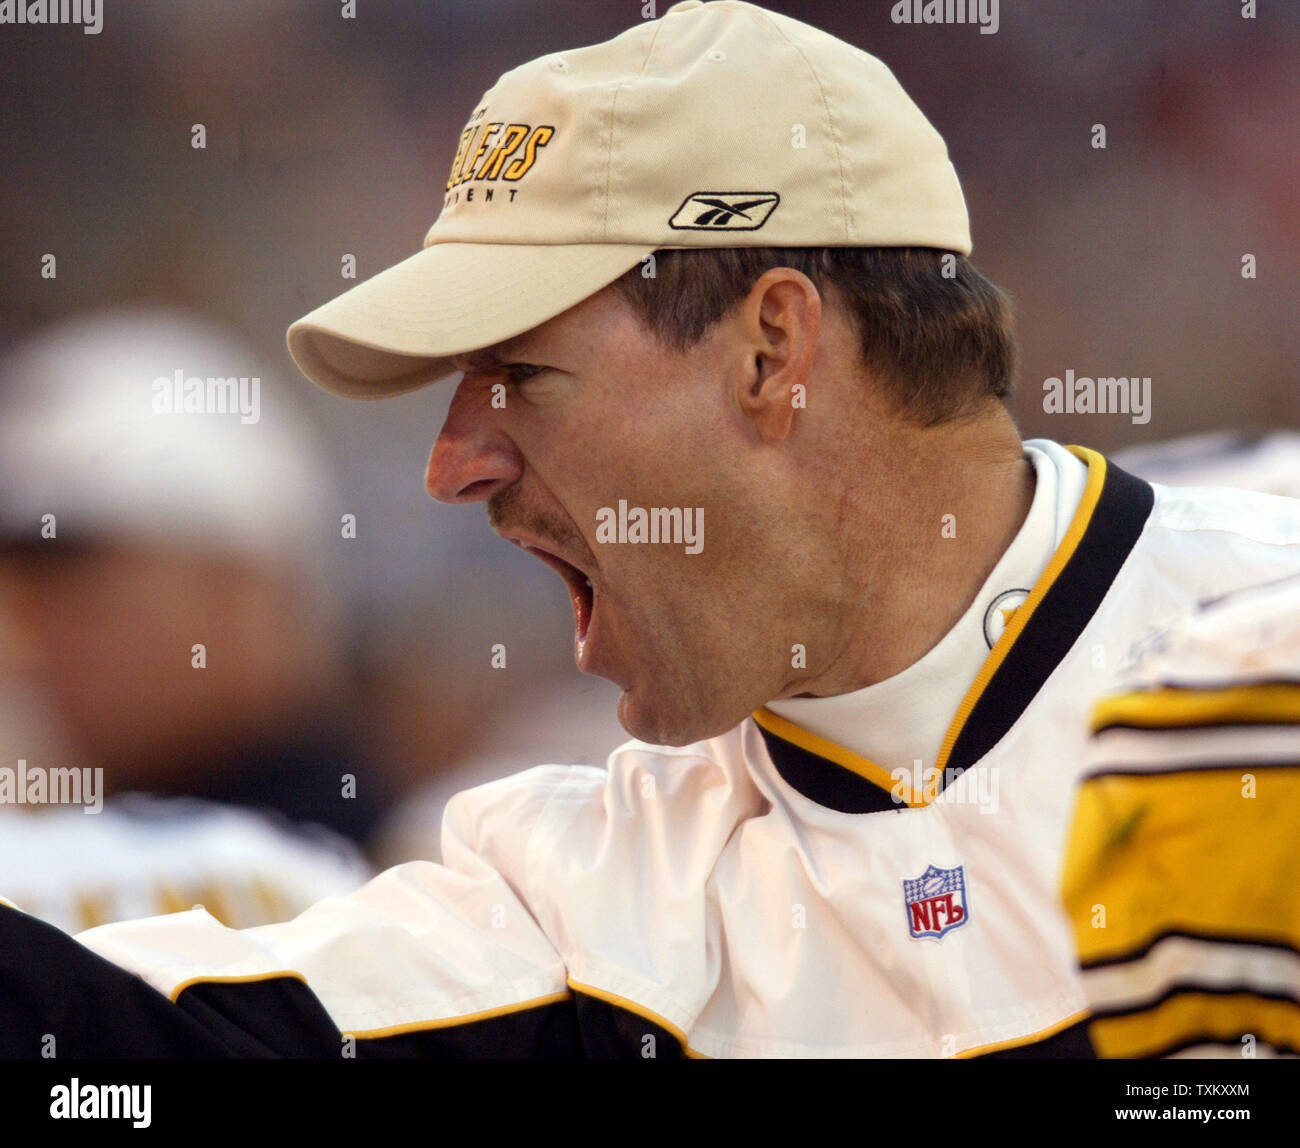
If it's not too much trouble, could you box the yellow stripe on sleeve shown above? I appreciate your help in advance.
[1063,767,1300,966]
[1089,991,1300,1059]
[1092,684,1300,733]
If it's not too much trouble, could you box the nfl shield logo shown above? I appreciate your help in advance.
[903,864,970,940]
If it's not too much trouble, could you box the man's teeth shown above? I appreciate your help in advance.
[584,577,593,589]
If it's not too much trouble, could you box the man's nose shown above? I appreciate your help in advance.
[424,375,524,504]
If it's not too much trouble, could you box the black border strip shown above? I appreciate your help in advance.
[1147,676,1300,692]
[1139,1032,1300,1058]
[1097,718,1300,733]
[1079,757,1300,782]
[1088,981,1300,1022]
[1081,927,1300,972]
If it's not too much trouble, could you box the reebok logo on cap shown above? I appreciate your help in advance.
[669,192,780,231]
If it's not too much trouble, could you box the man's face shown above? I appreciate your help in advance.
[425,284,795,746]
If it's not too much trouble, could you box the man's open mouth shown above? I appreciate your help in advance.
[522,544,595,644]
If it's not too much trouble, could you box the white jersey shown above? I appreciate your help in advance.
[68,443,1300,1057]
[1062,574,1300,1059]
[0,796,372,933]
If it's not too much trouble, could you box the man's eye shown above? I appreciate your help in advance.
[501,363,546,386]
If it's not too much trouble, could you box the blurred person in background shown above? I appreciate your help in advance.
[0,306,381,930]
[1114,431,1300,501]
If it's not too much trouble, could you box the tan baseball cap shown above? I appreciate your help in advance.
[287,0,971,400]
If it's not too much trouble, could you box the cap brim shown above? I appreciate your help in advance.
[286,242,654,399]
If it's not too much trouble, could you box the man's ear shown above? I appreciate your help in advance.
[731,268,821,445]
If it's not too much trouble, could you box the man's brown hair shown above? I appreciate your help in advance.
[608,247,1016,426]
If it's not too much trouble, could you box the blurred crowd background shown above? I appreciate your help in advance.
[0,0,1295,927]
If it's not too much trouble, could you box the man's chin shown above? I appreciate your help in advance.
[615,685,744,749]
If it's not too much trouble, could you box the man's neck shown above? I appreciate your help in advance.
[787,413,1035,699]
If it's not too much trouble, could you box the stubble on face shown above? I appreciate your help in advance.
[487,482,590,565]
